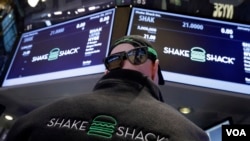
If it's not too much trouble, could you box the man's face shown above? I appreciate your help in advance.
[109,43,159,84]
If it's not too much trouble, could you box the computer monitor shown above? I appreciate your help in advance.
[1,8,116,87]
[127,7,250,94]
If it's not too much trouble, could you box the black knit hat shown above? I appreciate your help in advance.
[109,35,165,85]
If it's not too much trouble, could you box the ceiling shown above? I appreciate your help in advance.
[0,0,250,132]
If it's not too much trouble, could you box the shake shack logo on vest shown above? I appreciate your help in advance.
[46,115,169,141]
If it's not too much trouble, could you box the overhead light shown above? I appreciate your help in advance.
[4,114,14,121]
[178,107,192,114]
[28,0,40,8]
[54,11,62,15]
[77,8,85,13]
[95,6,100,9]
[88,6,96,11]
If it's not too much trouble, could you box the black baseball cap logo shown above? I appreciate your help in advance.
[87,115,117,138]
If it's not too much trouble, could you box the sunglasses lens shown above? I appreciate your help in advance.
[105,54,123,70]
[105,47,149,71]
[127,48,148,65]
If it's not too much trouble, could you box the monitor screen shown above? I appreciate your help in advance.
[2,8,115,87]
[127,7,250,94]
[205,119,231,141]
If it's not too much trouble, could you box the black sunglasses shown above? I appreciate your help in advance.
[104,47,157,71]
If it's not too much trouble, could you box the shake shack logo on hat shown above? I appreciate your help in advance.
[46,114,168,141]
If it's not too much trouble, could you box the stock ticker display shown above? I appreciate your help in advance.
[127,7,250,94]
[2,8,115,87]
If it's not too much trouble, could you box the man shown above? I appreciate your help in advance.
[6,35,209,141]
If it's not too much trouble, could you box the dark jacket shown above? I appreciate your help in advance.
[6,69,209,141]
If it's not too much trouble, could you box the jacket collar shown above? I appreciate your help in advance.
[93,69,164,102]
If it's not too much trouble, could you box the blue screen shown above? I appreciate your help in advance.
[2,8,115,87]
[127,7,250,94]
